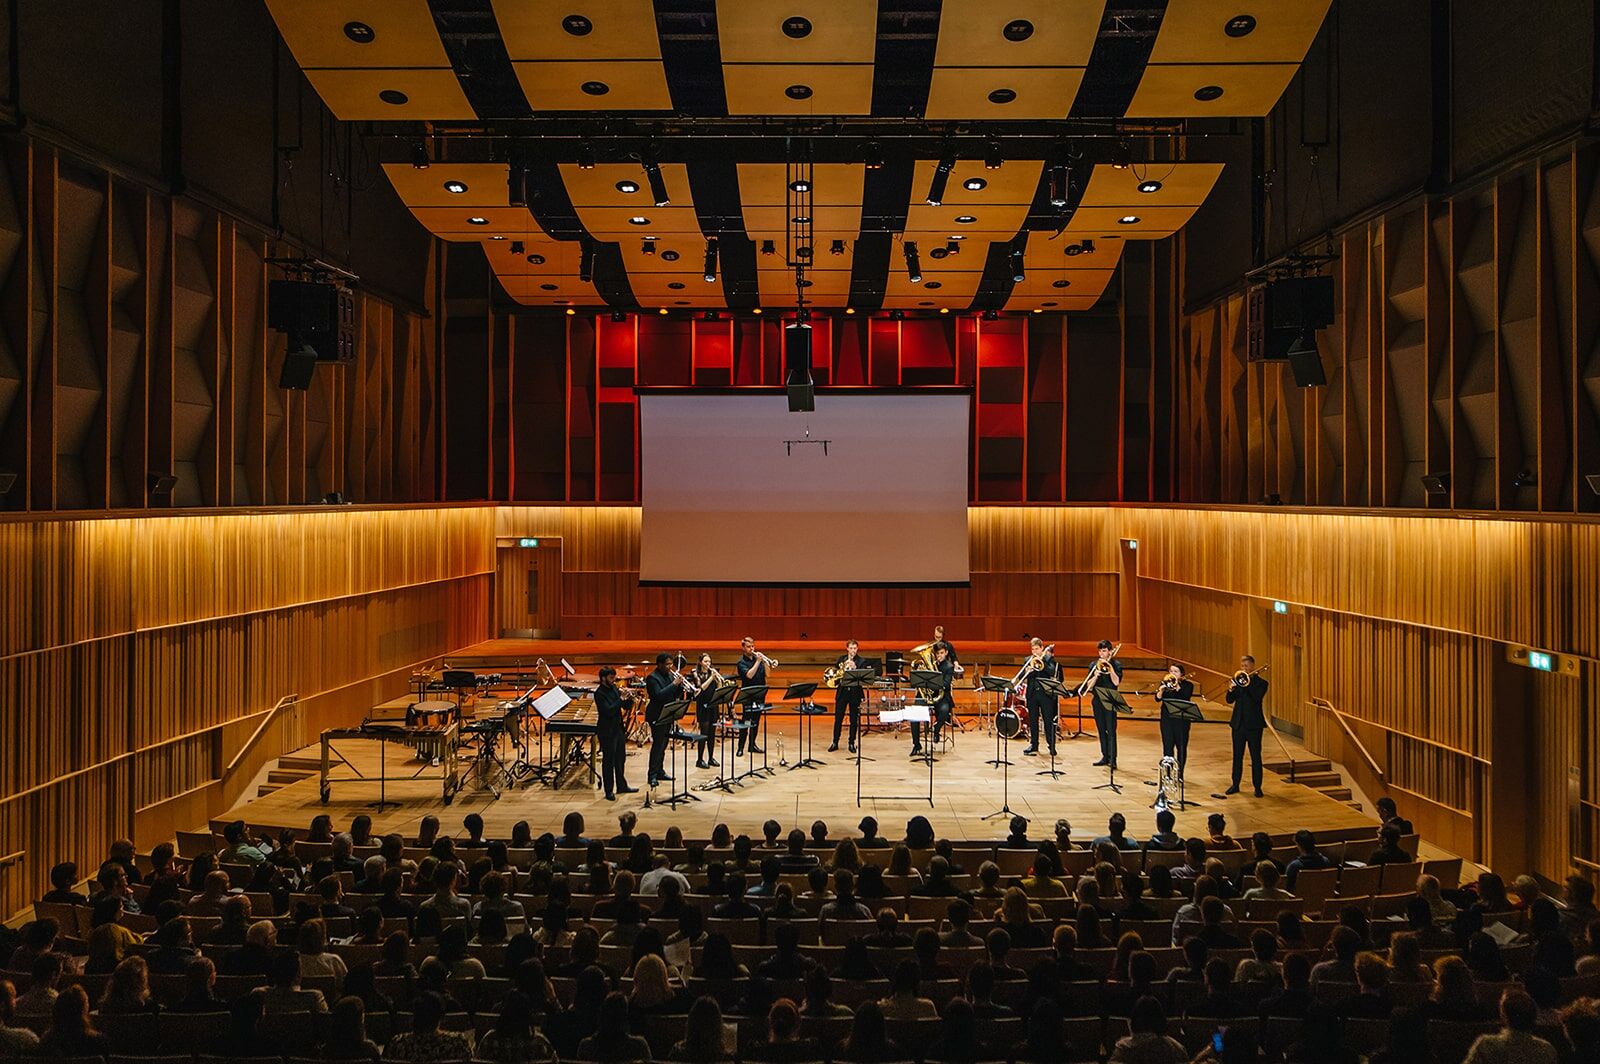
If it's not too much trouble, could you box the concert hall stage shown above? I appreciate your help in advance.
[221,639,1395,852]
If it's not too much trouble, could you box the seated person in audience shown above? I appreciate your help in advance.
[1109,994,1187,1063]
[1104,949,1158,1018]
[1416,873,1458,927]
[970,860,1005,903]
[40,862,87,906]
[1238,832,1282,885]
[904,816,935,850]
[385,989,476,1062]
[841,1001,902,1064]
[863,908,914,948]
[1558,998,1600,1064]
[376,868,416,922]
[377,832,415,876]
[608,810,639,848]
[0,980,40,1057]
[1386,930,1433,983]
[1463,988,1558,1064]
[913,928,957,981]
[545,966,607,1057]
[416,956,465,1013]
[318,874,358,920]
[829,839,863,875]
[820,870,872,923]
[1017,998,1068,1064]
[594,868,651,922]
[1236,928,1281,984]
[407,814,439,849]
[104,838,144,885]
[85,894,142,973]
[219,918,278,977]
[1466,930,1510,982]
[745,997,821,1063]
[713,872,761,919]
[1075,903,1109,950]
[97,860,142,914]
[857,864,891,902]
[758,922,820,981]
[927,999,985,1064]
[223,820,272,866]
[757,818,782,850]
[1528,896,1577,977]
[1193,957,1248,1018]
[1112,872,1155,920]
[808,820,830,846]
[419,863,473,928]
[14,953,62,1016]
[878,958,938,1020]
[777,829,819,873]
[6,917,62,972]
[1018,853,1068,898]
[1337,952,1395,1018]
[39,985,111,1058]
[855,815,890,850]
[668,995,731,1063]
[747,857,784,897]
[1243,860,1295,901]
[964,961,1015,1018]
[629,953,687,1016]
[187,868,235,916]
[941,898,981,947]
[436,924,485,980]
[998,886,1050,948]
[728,835,757,873]
[1110,931,1145,983]
[147,915,200,975]
[256,949,329,1014]
[576,991,651,1063]
[887,844,924,885]
[985,927,1027,982]
[559,811,589,849]
[1166,937,1209,985]
[695,932,749,981]
[330,832,364,874]
[915,855,963,897]
[1311,925,1363,987]
[1141,864,1174,902]
[1375,797,1414,836]
[1409,956,1491,1022]
[1206,813,1237,850]
[1339,904,1373,948]
[1368,824,1412,865]
[145,846,180,904]
[321,995,385,1064]
[1094,813,1140,852]
[1170,875,1231,945]
[1562,873,1599,938]
[1260,952,1313,1018]
[343,905,386,947]
[1052,818,1075,852]
[641,852,690,896]
[1051,924,1097,982]
[1145,809,1183,852]
[170,956,224,1013]
[802,866,833,905]
[802,968,853,1018]
[100,955,159,1015]
[354,854,387,896]
[299,917,349,987]
[1285,828,1335,890]
[472,910,509,949]
[1171,837,1208,880]
[1001,815,1032,849]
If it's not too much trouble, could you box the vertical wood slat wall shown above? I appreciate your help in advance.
[1173,142,1600,517]
[0,133,440,514]
[0,506,495,917]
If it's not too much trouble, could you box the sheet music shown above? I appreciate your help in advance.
[559,658,575,676]
[532,686,573,720]
[879,706,931,724]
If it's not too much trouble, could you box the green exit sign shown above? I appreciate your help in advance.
[1529,651,1553,671]
[1273,600,1289,614]
[518,537,540,548]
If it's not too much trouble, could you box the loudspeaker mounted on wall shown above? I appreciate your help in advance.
[784,322,814,412]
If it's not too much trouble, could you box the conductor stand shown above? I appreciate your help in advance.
[1089,686,1133,794]
[1034,677,1075,780]
[979,676,1014,767]
[856,704,934,808]
[982,705,1025,821]
[657,699,700,807]
[783,681,824,770]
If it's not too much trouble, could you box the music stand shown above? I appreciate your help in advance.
[657,699,699,807]
[1091,687,1133,793]
[1035,677,1075,779]
[783,682,824,770]
[736,685,770,781]
[856,704,934,807]
[835,667,877,761]
[979,675,1015,767]
[701,683,742,793]
[982,707,1023,821]
[908,669,947,760]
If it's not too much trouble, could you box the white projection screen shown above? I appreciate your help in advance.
[640,392,970,584]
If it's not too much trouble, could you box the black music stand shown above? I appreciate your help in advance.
[856,705,935,807]
[908,669,947,762]
[658,699,699,807]
[1091,687,1133,793]
[979,675,1014,767]
[1035,677,1075,779]
[701,683,742,793]
[783,681,824,770]
[736,685,769,781]
[834,667,877,762]
[981,706,1024,821]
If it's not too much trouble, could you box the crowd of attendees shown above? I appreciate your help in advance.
[1,799,1598,1064]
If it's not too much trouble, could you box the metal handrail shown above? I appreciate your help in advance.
[223,694,301,780]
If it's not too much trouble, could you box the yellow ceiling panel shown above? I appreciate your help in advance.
[384,163,512,208]
[722,64,874,116]
[628,275,724,297]
[619,236,713,274]
[741,205,863,236]
[639,290,727,309]
[1125,62,1300,118]
[559,163,694,208]
[1077,162,1225,207]
[490,0,663,60]
[1021,233,1127,271]
[410,206,542,238]
[758,271,853,307]
[903,202,1029,236]
[910,160,1043,205]
[1010,269,1117,298]
[1066,204,1200,237]
[264,0,452,69]
[1147,0,1334,64]
[932,0,1106,67]
[924,66,1086,120]
[482,240,586,275]
[511,60,672,112]
[303,68,476,121]
[572,205,705,238]
[1004,293,1108,312]
[715,1,880,63]
[736,164,866,207]
[493,275,602,303]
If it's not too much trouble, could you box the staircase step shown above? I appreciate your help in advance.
[256,783,282,797]
[1320,787,1354,801]
[267,769,312,785]
[1266,759,1331,775]
[1291,772,1344,788]
[278,756,322,772]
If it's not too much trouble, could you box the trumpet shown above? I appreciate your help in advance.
[756,651,780,671]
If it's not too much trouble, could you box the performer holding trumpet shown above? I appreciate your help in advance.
[689,652,726,769]
[1078,639,1125,769]
[595,666,639,801]
[735,636,777,756]
[1018,638,1060,757]
[1154,663,1196,777]
[644,653,688,787]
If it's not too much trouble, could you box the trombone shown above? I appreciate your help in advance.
[1228,662,1270,689]
[1074,642,1123,695]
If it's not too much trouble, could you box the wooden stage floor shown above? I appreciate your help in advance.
[226,711,1385,850]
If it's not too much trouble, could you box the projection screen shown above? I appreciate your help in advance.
[639,392,970,584]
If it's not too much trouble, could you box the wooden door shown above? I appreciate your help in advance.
[495,541,562,636]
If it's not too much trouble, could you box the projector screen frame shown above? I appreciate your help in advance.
[635,385,973,589]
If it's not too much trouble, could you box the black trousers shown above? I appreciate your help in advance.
[736,701,762,753]
[1231,727,1264,789]
[1160,715,1192,775]
[910,702,952,749]
[1027,695,1058,752]
[695,701,718,762]
[833,690,863,746]
[1092,693,1119,765]
[647,718,670,781]
[599,726,629,797]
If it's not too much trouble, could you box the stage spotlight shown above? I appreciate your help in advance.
[642,239,656,255]
[761,239,776,256]
[982,309,999,321]
[703,238,719,282]
[1514,469,1537,488]
[578,240,595,284]
[926,157,954,206]
[1421,473,1450,495]
[945,240,961,256]
[611,311,627,322]
[410,141,430,168]
[864,141,884,170]
[506,161,528,207]
[577,142,596,170]
[643,160,670,206]
[985,139,1003,170]
[903,241,922,283]
[830,239,845,256]
[509,240,524,255]
[1048,165,1070,208]
[890,309,904,321]
[1112,141,1132,169]
[1008,247,1025,283]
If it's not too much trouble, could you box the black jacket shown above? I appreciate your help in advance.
[1225,675,1268,732]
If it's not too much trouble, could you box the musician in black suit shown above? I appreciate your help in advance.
[1154,663,1197,777]
[734,636,769,756]
[1082,639,1125,768]
[643,653,679,787]
[594,667,637,801]
[690,652,723,769]
[1225,654,1268,797]
[829,639,865,754]
[910,643,957,757]
[1021,638,1061,757]
[932,625,964,677]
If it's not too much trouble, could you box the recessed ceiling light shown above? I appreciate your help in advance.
[1003,19,1034,41]
[540,283,558,291]
[788,179,811,193]
[963,177,987,191]
[443,180,468,194]
[948,233,967,240]
[378,89,409,106]
[489,235,506,241]
[939,307,950,314]
[467,216,489,225]
[668,282,686,290]
[924,281,943,289]
[1194,85,1224,102]
[1051,279,1071,288]
[1119,215,1140,224]
[658,307,668,315]
[1137,180,1163,194]
[785,85,813,100]
[1224,14,1257,37]
[955,215,977,224]
[343,21,375,43]
[782,16,813,38]
[791,215,811,225]
[987,88,1017,104]
[616,180,640,194]
[1042,301,1057,308]
[527,254,546,265]
[628,216,650,225]
[565,308,576,316]
[929,247,949,260]
[563,14,594,35]
[661,249,680,261]
[919,301,934,307]
[581,81,610,96]
[675,300,690,305]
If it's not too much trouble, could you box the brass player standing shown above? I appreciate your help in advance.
[829,639,865,753]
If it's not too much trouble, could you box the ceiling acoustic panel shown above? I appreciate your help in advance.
[493,0,671,112]
[925,67,1087,120]
[717,1,878,115]
[926,0,1105,119]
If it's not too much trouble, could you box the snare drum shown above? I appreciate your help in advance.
[995,707,1023,741]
